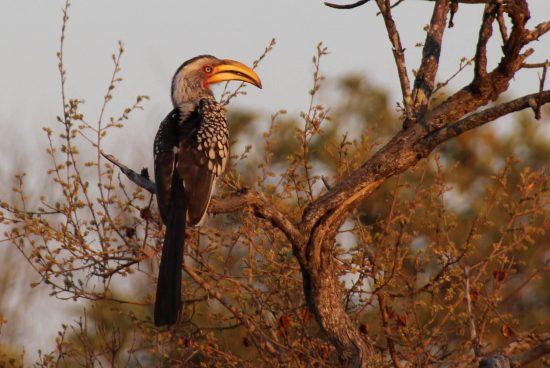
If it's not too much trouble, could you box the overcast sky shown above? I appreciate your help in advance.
[0,0,548,358]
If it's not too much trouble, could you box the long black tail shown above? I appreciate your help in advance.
[154,180,186,326]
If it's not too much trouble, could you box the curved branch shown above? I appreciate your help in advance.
[324,0,371,9]
[474,3,496,80]
[210,189,305,250]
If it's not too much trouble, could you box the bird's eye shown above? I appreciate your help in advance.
[203,66,213,73]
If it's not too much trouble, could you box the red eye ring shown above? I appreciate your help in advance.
[203,66,213,73]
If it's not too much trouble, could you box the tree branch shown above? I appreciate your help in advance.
[479,336,550,367]
[303,0,541,241]
[325,0,496,7]
[474,3,496,80]
[411,0,450,118]
[522,61,550,69]
[324,0,371,9]
[420,90,550,148]
[533,62,548,119]
[526,20,550,42]
[378,293,403,368]
[211,189,305,251]
[102,151,304,249]
[375,0,414,119]
[510,337,550,366]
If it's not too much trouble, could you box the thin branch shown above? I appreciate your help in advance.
[464,266,481,357]
[522,61,550,69]
[375,0,413,119]
[326,0,492,7]
[324,0,371,9]
[377,293,403,368]
[496,3,508,43]
[474,3,497,80]
[433,57,473,94]
[182,264,283,358]
[426,0,487,2]
[211,189,305,250]
[448,0,458,28]
[532,61,547,119]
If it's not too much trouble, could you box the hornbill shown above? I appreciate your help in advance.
[153,55,262,326]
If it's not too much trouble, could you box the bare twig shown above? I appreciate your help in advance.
[522,61,550,69]
[324,0,371,9]
[433,57,473,94]
[220,38,276,105]
[531,61,547,119]
[377,293,403,368]
[375,0,413,119]
[464,266,481,357]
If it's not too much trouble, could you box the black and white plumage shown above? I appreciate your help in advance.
[153,55,261,326]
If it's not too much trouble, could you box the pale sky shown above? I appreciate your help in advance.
[0,0,548,359]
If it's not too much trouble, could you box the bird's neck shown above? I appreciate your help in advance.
[172,79,215,120]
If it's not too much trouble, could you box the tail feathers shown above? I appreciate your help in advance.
[154,202,186,326]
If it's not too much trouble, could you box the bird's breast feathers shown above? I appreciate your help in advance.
[188,98,230,176]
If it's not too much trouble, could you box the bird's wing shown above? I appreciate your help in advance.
[177,98,229,226]
[153,109,180,224]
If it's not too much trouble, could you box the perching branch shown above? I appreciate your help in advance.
[102,151,304,249]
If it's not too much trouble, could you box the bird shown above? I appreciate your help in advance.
[153,55,262,326]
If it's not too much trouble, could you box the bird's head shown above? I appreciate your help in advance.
[171,55,262,108]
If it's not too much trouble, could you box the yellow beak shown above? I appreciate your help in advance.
[206,59,262,89]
